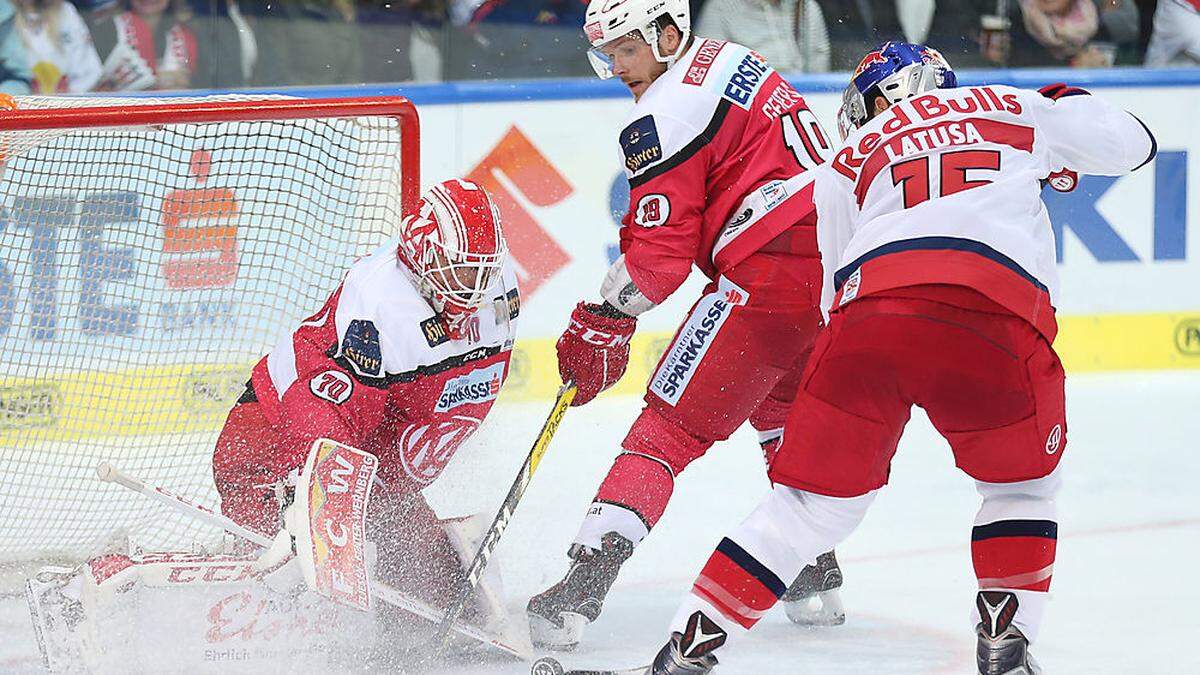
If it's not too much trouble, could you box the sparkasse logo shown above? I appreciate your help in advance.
[435,362,506,411]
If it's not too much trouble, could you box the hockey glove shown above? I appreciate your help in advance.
[557,301,637,406]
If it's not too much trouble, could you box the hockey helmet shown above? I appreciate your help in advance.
[583,0,691,79]
[837,41,957,139]
[398,179,508,330]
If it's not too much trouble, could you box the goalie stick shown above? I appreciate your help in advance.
[94,459,527,659]
[432,381,578,652]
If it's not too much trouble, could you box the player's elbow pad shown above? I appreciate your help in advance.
[601,255,684,316]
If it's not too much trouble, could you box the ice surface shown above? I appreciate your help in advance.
[3,371,1197,673]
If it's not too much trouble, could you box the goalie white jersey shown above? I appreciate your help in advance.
[813,85,1156,339]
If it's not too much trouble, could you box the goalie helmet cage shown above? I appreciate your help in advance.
[0,95,420,569]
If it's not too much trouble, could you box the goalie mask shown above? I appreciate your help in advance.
[398,179,507,335]
[583,0,691,79]
[837,41,957,140]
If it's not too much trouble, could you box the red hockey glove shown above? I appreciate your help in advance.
[1038,83,1090,100]
[556,302,637,406]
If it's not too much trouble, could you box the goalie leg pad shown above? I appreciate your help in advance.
[26,552,375,673]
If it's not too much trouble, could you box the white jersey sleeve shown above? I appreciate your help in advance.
[1023,88,1156,176]
[813,163,857,317]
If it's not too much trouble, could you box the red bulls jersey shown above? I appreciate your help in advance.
[813,85,1156,340]
[617,38,833,303]
[248,239,520,494]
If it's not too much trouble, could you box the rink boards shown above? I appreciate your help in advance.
[403,70,1200,399]
[0,70,1197,441]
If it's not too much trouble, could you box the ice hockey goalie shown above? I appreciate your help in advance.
[25,179,527,672]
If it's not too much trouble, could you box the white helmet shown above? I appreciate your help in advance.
[583,0,691,79]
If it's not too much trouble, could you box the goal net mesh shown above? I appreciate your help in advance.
[0,95,414,565]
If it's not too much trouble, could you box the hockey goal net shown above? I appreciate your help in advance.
[0,95,420,569]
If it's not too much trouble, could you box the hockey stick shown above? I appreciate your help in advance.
[531,656,646,675]
[432,381,578,653]
[94,461,528,658]
[96,462,274,546]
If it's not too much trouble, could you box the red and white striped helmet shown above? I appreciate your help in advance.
[398,179,507,329]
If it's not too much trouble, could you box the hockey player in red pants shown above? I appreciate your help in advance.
[526,0,843,650]
[640,43,1157,674]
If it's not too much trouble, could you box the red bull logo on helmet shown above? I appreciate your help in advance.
[853,50,888,79]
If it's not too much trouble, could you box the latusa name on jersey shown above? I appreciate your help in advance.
[832,88,1024,182]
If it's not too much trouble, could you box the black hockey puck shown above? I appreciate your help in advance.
[531,656,565,675]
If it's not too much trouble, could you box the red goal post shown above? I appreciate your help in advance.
[0,94,420,567]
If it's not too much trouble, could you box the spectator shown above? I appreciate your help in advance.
[357,0,447,83]
[14,0,102,93]
[996,0,1140,67]
[446,0,591,79]
[697,0,832,73]
[1144,0,1200,66]
[184,0,255,88]
[70,0,115,12]
[919,0,1001,68]
[816,0,940,69]
[0,0,33,93]
[245,0,361,86]
[91,0,200,90]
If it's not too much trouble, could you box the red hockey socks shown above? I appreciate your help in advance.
[971,519,1057,593]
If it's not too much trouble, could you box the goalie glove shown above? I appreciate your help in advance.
[556,302,636,406]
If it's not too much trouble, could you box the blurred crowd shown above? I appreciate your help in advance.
[0,0,1195,94]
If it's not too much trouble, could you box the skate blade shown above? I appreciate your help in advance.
[784,589,846,626]
[528,611,589,651]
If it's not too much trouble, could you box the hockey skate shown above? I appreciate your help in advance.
[976,591,1042,675]
[781,550,845,626]
[643,610,724,675]
[527,532,633,650]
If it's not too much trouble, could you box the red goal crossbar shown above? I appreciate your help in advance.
[0,96,422,213]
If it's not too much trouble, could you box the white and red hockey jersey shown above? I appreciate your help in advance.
[616,37,833,303]
[243,239,520,495]
[813,85,1156,340]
